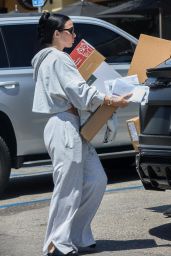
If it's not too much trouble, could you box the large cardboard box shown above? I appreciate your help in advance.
[126,116,140,152]
[70,39,120,141]
[127,34,171,149]
[80,105,117,142]
[128,34,171,83]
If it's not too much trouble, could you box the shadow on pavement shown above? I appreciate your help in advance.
[146,204,171,214]
[80,238,168,254]
[0,158,139,200]
[0,173,54,200]
[149,223,171,241]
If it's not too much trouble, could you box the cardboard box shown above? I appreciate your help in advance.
[126,116,140,152]
[80,105,117,142]
[70,39,120,141]
[128,34,171,83]
[70,39,105,81]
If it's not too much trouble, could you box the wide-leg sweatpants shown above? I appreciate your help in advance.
[43,112,107,256]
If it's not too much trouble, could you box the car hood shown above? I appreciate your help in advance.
[31,47,54,81]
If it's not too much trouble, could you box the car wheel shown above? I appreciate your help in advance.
[0,136,11,194]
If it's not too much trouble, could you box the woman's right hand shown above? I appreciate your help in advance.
[104,93,132,108]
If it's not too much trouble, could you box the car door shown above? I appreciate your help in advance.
[0,20,49,156]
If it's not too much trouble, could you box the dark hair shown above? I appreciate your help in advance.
[38,12,70,47]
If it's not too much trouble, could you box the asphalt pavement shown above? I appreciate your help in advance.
[0,159,171,256]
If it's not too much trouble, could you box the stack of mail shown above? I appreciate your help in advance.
[104,75,149,103]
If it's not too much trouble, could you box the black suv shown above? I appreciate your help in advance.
[137,58,171,191]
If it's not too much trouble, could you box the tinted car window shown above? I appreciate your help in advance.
[1,24,39,68]
[66,23,135,63]
[0,28,9,68]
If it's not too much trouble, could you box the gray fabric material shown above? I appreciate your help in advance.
[32,47,105,114]
[43,112,107,255]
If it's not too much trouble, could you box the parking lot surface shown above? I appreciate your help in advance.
[0,160,171,256]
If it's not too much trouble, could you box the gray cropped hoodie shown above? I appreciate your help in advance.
[32,47,105,114]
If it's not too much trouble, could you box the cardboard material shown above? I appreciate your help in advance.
[70,39,105,81]
[70,39,119,141]
[80,105,117,142]
[128,34,171,83]
[126,116,140,152]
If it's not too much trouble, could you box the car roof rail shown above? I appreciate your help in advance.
[0,12,41,18]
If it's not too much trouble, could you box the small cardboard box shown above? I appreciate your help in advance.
[70,39,105,81]
[128,34,171,83]
[126,116,140,152]
[70,39,120,141]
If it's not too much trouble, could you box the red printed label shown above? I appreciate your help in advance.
[70,39,94,68]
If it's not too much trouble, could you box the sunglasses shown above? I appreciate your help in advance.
[62,27,75,35]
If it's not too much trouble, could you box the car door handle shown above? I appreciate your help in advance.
[0,81,19,89]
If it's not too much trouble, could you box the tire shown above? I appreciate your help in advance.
[0,136,11,194]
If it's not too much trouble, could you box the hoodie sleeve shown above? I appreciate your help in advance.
[55,53,105,112]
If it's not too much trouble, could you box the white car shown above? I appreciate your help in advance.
[0,13,138,193]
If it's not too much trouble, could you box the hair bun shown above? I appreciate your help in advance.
[41,11,50,21]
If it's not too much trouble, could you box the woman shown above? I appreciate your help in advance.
[32,12,131,256]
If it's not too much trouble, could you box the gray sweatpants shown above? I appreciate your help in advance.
[43,112,107,255]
